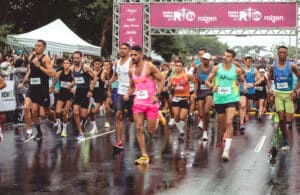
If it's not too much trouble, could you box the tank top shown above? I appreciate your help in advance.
[116,57,131,95]
[172,74,190,97]
[273,61,293,92]
[29,55,49,89]
[73,66,90,89]
[245,66,255,94]
[214,63,240,104]
[132,63,157,104]
[59,70,73,93]
[197,64,213,91]
[255,76,267,94]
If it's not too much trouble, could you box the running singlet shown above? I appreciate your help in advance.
[132,63,157,105]
[94,70,105,93]
[214,63,240,104]
[197,64,213,91]
[73,66,90,89]
[245,66,255,94]
[59,70,73,92]
[29,55,49,89]
[172,74,190,97]
[273,61,293,92]
[116,58,131,95]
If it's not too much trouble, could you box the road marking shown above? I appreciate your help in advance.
[81,129,116,141]
[254,135,267,153]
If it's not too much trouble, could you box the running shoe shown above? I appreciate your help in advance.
[0,132,3,143]
[221,149,230,161]
[135,154,150,165]
[61,129,67,138]
[178,133,184,141]
[168,118,175,126]
[113,140,124,149]
[240,124,245,131]
[104,122,110,131]
[34,132,43,141]
[202,131,208,141]
[56,120,62,135]
[198,120,203,128]
[76,134,85,142]
[53,119,60,127]
[89,126,99,134]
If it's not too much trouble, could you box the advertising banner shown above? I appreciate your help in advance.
[150,3,296,28]
[0,80,16,112]
[120,4,143,47]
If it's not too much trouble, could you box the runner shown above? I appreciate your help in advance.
[72,51,97,141]
[113,43,132,149]
[255,66,268,122]
[51,58,74,137]
[164,59,198,141]
[196,53,213,141]
[205,49,246,161]
[267,45,300,149]
[125,45,164,165]
[194,48,206,67]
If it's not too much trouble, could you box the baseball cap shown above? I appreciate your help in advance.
[202,53,211,60]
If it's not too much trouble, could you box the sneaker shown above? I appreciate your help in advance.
[168,118,175,126]
[0,133,3,143]
[104,122,110,131]
[56,122,62,135]
[61,129,67,138]
[188,114,194,124]
[198,120,203,128]
[34,132,43,141]
[26,129,33,136]
[221,149,230,161]
[202,131,208,141]
[53,119,59,127]
[89,126,99,134]
[76,134,85,142]
[240,124,245,130]
[113,141,124,149]
[135,155,150,165]
[178,133,184,141]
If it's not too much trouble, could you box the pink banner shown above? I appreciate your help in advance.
[120,4,143,47]
[150,3,296,28]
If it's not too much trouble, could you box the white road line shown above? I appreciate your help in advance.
[254,135,267,153]
[83,129,116,141]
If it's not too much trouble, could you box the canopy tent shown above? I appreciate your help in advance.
[6,19,101,56]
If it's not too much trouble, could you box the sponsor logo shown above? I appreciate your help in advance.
[163,7,196,22]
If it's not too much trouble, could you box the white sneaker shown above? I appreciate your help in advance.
[104,122,110,131]
[221,149,230,161]
[53,119,60,127]
[202,131,208,141]
[56,120,62,135]
[89,126,99,134]
[168,118,175,126]
[198,120,203,128]
[26,129,33,136]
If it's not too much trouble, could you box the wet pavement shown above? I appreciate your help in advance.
[0,114,299,195]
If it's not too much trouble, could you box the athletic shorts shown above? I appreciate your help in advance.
[132,103,159,119]
[255,91,267,101]
[275,91,294,113]
[116,94,134,113]
[172,98,189,109]
[93,90,107,104]
[73,88,90,109]
[215,102,239,114]
[58,90,73,102]
[240,92,246,96]
[26,86,50,108]
[160,91,169,100]
[197,89,213,100]
[246,93,255,101]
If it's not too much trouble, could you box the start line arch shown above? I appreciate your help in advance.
[112,0,299,59]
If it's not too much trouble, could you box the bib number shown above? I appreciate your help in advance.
[200,84,208,90]
[276,82,288,89]
[95,81,99,88]
[172,97,183,103]
[60,81,71,88]
[255,86,263,91]
[75,77,84,84]
[30,78,41,85]
[217,87,231,95]
[136,90,149,100]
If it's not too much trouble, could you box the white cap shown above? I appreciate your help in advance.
[202,53,211,60]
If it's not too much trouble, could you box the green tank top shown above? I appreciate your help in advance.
[213,63,240,104]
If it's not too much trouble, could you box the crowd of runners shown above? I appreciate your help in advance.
[0,40,299,165]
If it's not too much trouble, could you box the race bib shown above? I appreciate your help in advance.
[217,87,231,95]
[200,84,208,90]
[136,90,149,99]
[75,77,84,84]
[175,85,183,90]
[60,81,71,88]
[95,81,99,88]
[30,78,41,85]
[255,86,263,91]
[276,82,288,89]
[172,97,183,103]
[246,83,253,88]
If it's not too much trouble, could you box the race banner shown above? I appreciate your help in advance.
[120,4,143,47]
[0,80,16,112]
[150,3,296,28]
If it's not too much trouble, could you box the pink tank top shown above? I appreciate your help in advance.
[132,63,157,104]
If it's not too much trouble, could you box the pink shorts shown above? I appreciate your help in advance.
[132,103,159,120]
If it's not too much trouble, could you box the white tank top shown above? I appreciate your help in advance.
[116,57,131,95]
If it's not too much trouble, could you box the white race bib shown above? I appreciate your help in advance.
[246,83,253,88]
[95,81,99,88]
[75,77,84,84]
[200,84,208,90]
[136,90,149,100]
[30,78,41,85]
[217,87,231,95]
[255,86,263,91]
[61,81,71,88]
[172,97,183,103]
[175,85,183,90]
[276,82,288,89]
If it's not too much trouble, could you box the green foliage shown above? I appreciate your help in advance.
[0,24,14,50]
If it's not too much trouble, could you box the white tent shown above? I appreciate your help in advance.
[7,19,101,56]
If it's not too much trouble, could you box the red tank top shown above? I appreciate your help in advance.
[172,74,190,97]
